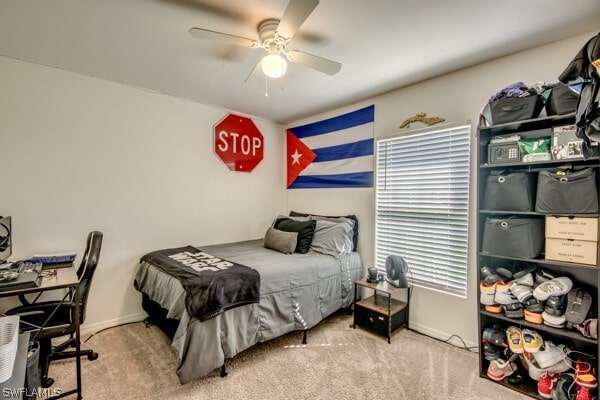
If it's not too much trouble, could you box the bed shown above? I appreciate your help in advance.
[133,214,363,384]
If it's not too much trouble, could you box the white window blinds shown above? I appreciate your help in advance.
[375,123,471,297]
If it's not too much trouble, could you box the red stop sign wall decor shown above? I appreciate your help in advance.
[214,113,264,172]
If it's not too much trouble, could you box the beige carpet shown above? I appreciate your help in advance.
[49,313,529,400]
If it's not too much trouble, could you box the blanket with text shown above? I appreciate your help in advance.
[140,246,260,321]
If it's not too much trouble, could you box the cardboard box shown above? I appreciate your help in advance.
[545,238,598,265]
[545,216,599,241]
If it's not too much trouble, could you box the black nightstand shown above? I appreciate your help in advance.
[353,279,409,343]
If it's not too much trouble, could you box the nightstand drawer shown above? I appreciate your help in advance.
[354,303,407,338]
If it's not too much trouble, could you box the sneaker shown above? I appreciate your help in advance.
[511,283,534,302]
[524,309,544,325]
[496,264,515,280]
[545,295,567,316]
[575,356,598,388]
[549,356,573,375]
[521,352,549,381]
[542,312,567,329]
[534,277,574,301]
[513,272,535,287]
[485,304,502,314]
[548,344,573,375]
[538,371,559,398]
[480,264,495,279]
[495,280,518,304]
[534,341,566,369]
[536,269,557,284]
[512,263,537,279]
[522,329,543,353]
[524,297,545,313]
[506,326,524,354]
[487,358,517,382]
[483,341,500,361]
[552,373,576,400]
[574,319,598,340]
[483,324,508,348]
[504,302,524,319]
[576,386,594,400]
[480,265,502,285]
[480,280,497,305]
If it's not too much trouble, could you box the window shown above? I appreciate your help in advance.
[375,123,471,297]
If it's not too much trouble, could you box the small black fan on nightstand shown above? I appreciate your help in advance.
[386,256,409,288]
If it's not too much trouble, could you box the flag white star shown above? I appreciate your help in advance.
[291,149,302,165]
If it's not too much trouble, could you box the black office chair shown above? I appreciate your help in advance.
[7,231,103,387]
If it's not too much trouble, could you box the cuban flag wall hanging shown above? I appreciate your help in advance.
[286,105,375,189]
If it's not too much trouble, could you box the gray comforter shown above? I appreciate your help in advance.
[134,239,363,384]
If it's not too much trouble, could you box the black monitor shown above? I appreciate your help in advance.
[0,216,12,264]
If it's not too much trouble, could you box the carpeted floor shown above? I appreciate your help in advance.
[49,313,530,399]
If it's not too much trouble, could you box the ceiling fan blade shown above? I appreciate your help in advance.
[276,0,319,41]
[162,0,246,23]
[244,59,263,83]
[189,27,257,48]
[287,50,341,75]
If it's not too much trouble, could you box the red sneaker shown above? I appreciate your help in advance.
[576,386,593,400]
[537,371,559,399]
[575,356,598,389]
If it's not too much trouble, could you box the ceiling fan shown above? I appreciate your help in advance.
[188,0,341,81]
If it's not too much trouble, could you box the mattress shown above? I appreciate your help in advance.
[134,239,363,383]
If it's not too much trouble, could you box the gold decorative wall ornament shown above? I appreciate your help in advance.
[399,112,445,129]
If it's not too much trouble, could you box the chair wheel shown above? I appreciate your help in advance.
[88,352,99,361]
[41,377,54,388]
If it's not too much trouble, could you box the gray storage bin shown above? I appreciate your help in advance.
[535,168,598,214]
[545,84,580,116]
[487,95,544,125]
[483,171,536,211]
[481,217,544,259]
[25,340,39,400]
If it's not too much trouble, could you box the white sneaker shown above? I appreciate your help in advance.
[533,341,566,369]
[495,281,518,305]
[533,277,573,301]
[511,284,533,302]
[542,312,566,329]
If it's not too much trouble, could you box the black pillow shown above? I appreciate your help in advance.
[274,218,316,254]
[289,211,359,252]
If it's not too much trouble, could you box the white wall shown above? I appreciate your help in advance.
[1,31,596,343]
[286,31,598,345]
[0,56,286,332]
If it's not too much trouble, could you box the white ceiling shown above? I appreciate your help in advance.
[0,0,598,124]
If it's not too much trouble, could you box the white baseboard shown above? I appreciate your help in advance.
[80,312,147,337]
[408,321,479,352]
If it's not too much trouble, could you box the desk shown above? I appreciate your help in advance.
[0,266,82,400]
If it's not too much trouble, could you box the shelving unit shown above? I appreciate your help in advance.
[476,113,600,399]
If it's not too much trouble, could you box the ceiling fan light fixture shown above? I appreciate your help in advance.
[261,53,287,78]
